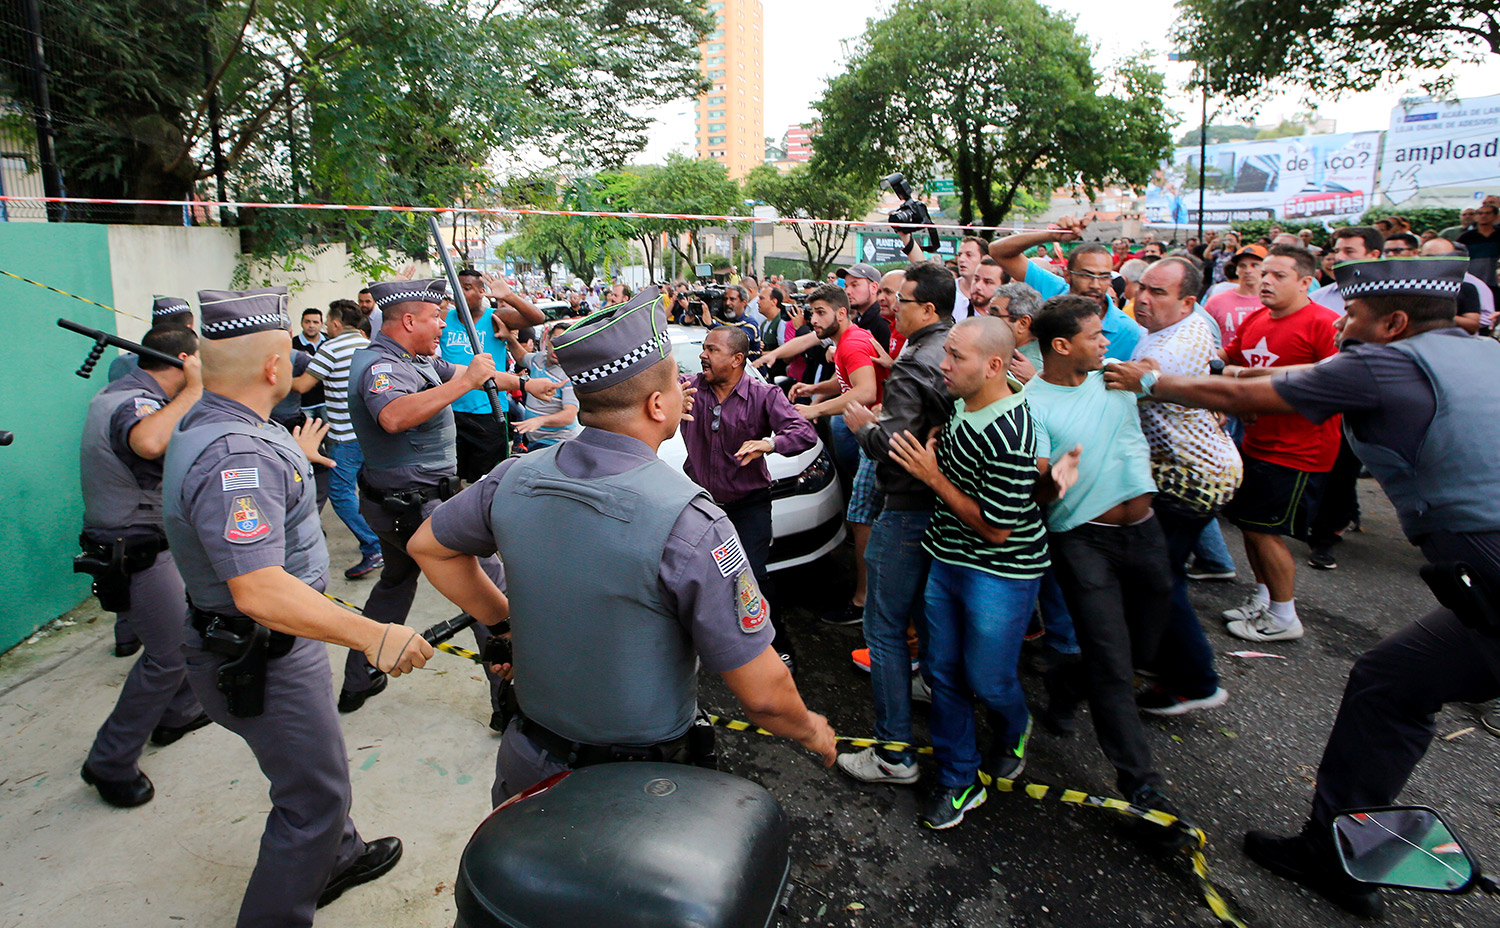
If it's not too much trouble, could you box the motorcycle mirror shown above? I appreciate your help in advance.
[1332,806,1479,894]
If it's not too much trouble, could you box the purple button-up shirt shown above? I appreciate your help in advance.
[680,371,818,504]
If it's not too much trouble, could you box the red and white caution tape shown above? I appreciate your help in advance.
[0,195,1025,234]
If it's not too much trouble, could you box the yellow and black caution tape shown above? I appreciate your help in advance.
[323,593,484,664]
[704,712,934,756]
[707,712,1249,928]
[1,269,151,322]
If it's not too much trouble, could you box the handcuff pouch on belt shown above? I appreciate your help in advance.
[515,709,718,771]
[1421,561,1500,637]
[192,608,296,718]
[362,477,455,537]
[74,533,167,613]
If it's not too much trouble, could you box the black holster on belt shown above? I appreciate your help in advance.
[192,607,296,717]
[74,533,166,613]
[516,709,715,770]
[362,477,454,538]
[1421,562,1500,637]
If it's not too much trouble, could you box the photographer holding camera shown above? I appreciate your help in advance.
[884,173,981,322]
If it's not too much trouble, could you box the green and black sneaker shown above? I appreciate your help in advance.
[979,716,1031,787]
[921,781,987,830]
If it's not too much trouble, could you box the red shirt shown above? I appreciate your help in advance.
[1225,302,1342,471]
[834,325,886,404]
[889,327,907,358]
[1204,289,1264,342]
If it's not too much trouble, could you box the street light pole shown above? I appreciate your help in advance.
[1197,63,1207,244]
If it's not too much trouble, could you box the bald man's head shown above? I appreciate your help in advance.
[878,269,906,318]
[201,328,294,407]
[942,315,1015,400]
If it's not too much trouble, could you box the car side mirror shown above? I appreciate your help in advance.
[1332,806,1478,894]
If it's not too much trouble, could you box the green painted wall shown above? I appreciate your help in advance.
[0,224,117,651]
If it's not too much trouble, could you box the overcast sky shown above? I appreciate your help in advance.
[636,0,1500,164]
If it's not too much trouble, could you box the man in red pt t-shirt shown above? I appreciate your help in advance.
[1218,245,1341,642]
[788,283,888,624]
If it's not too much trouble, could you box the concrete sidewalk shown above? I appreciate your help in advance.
[0,507,495,927]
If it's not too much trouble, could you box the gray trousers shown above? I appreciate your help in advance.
[493,718,568,807]
[345,496,505,709]
[87,553,202,779]
[184,633,364,928]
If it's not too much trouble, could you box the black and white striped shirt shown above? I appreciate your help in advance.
[922,380,1050,580]
[305,331,368,442]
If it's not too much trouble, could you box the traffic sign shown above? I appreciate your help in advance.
[929,179,955,194]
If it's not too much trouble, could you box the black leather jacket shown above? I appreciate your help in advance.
[853,319,955,510]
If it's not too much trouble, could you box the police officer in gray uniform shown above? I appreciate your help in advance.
[409,287,837,804]
[1105,257,1500,918]
[78,323,210,807]
[107,295,195,383]
[340,278,552,718]
[163,287,432,928]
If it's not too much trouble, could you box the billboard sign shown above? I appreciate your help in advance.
[1379,94,1500,208]
[855,232,963,265]
[1144,131,1382,225]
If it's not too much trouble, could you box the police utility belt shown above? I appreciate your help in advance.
[191,605,295,719]
[74,532,167,613]
[515,709,717,771]
[359,476,455,535]
[1422,561,1500,638]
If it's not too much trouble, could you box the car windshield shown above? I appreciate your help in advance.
[672,336,704,375]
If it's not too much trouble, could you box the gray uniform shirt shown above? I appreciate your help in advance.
[105,369,170,491]
[172,392,329,598]
[430,427,769,673]
[353,331,458,492]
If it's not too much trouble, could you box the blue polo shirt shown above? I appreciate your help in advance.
[1025,263,1144,361]
[441,306,509,416]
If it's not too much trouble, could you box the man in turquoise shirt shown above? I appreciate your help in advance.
[1024,293,1194,849]
[991,224,1144,362]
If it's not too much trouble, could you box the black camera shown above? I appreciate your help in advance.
[882,172,941,255]
[688,284,729,321]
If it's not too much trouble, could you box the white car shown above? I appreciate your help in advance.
[658,325,846,571]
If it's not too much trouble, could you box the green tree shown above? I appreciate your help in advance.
[743,162,877,280]
[812,0,1172,229]
[1176,125,1260,146]
[1173,0,1499,99]
[2,0,707,264]
[632,153,744,270]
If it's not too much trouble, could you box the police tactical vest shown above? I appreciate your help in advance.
[347,343,458,481]
[163,417,329,616]
[80,376,164,534]
[1344,329,1500,541]
[490,443,707,745]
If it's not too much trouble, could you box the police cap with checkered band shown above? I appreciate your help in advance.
[553,286,670,394]
[197,287,290,339]
[1334,256,1468,301]
[366,278,449,314]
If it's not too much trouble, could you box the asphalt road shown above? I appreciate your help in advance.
[704,480,1499,928]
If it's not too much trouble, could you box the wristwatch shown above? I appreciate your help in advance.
[1139,369,1160,396]
[517,372,530,392]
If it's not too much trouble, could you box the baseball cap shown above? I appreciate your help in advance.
[1229,244,1268,266]
[836,263,881,284]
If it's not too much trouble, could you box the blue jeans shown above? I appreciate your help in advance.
[328,440,381,557]
[1038,565,1080,655]
[924,560,1041,787]
[862,508,932,765]
[1192,518,1236,575]
[1151,506,1222,698]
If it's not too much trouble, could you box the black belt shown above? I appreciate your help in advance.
[515,710,694,769]
[190,607,296,660]
[359,477,454,508]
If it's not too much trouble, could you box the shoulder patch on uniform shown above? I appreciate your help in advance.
[221,468,260,491]
[712,534,747,578]
[372,363,393,374]
[370,371,393,393]
[736,572,767,634]
[132,397,161,418]
[225,495,272,543]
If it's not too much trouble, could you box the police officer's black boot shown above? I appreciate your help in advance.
[1245,822,1384,918]
[81,762,154,808]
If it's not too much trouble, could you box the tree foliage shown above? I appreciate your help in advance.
[1172,0,1499,100]
[631,153,743,271]
[1,0,708,272]
[743,162,877,280]
[812,0,1173,229]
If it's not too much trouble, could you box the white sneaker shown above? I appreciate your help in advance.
[835,746,919,784]
[1221,595,1269,623]
[1226,613,1304,642]
[911,674,932,704]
